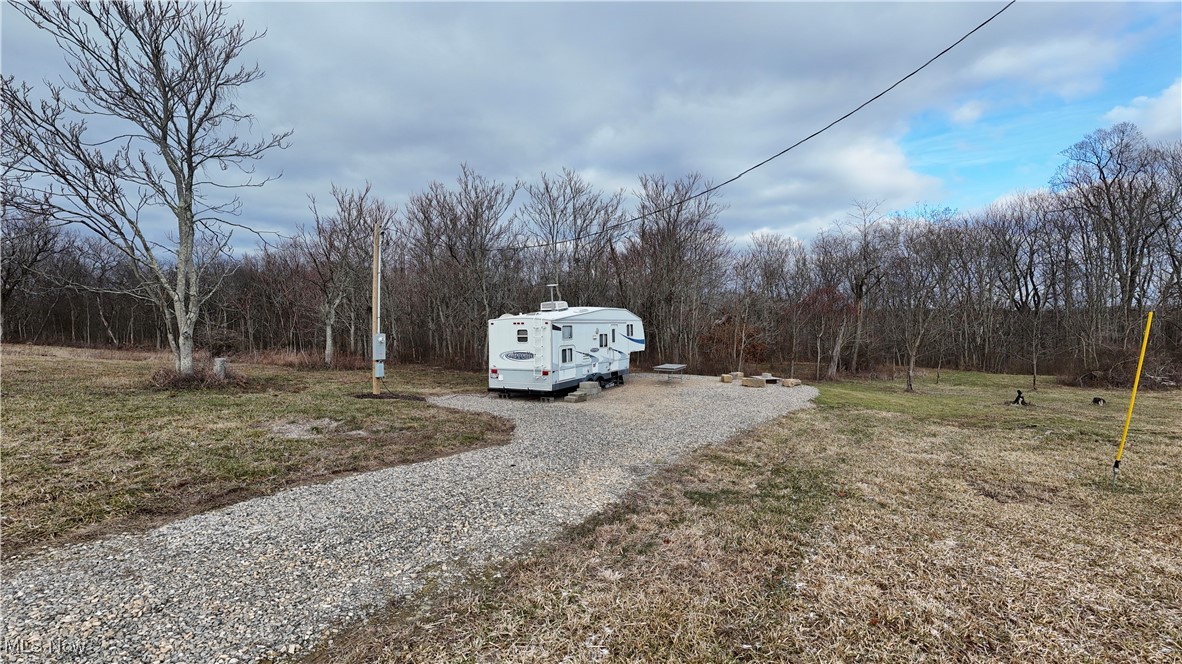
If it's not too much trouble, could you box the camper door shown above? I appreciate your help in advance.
[595,331,610,375]
[608,324,625,371]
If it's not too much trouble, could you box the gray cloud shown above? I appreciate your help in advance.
[3,1,1177,248]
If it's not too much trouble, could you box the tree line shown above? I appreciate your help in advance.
[4,122,1180,388]
[2,3,1178,388]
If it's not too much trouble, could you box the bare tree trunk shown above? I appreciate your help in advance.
[731,314,741,370]
[789,321,799,379]
[815,329,823,381]
[737,318,748,373]
[348,309,357,356]
[35,294,61,343]
[851,297,865,373]
[906,343,919,392]
[177,327,194,375]
[95,295,119,346]
[1031,314,1040,390]
[324,317,335,366]
[323,292,344,366]
[826,320,847,380]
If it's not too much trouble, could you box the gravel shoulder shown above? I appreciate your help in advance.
[0,374,817,663]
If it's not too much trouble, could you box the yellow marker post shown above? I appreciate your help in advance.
[1113,311,1153,486]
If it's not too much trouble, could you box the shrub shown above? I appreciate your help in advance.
[1056,354,1180,390]
[149,364,248,390]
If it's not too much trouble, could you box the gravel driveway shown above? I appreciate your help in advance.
[1,373,816,663]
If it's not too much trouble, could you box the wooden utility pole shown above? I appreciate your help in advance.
[371,217,382,395]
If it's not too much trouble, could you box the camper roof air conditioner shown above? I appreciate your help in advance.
[540,300,569,311]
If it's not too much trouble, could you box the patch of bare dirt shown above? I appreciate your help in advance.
[269,418,345,439]
[969,479,1061,504]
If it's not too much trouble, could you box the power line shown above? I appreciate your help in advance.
[510,0,1017,251]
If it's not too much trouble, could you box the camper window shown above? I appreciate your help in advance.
[612,329,616,343]
[561,347,573,363]
[517,329,528,343]
[627,324,634,336]
[562,325,572,339]
[599,333,608,347]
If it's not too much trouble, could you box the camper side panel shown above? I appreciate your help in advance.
[488,309,645,394]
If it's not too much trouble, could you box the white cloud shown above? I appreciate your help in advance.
[951,101,986,125]
[968,37,1121,99]
[1103,79,1182,143]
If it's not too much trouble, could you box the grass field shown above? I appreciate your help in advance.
[0,345,507,557]
[310,370,1181,663]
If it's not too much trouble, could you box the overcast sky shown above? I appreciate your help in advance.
[3,1,1180,248]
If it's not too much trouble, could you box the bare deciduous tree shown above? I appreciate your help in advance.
[723,233,809,374]
[882,210,956,392]
[1,211,65,304]
[519,168,626,304]
[296,184,392,366]
[983,193,1055,389]
[810,231,853,380]
[624,173,730,366]
[2,0,290,374]
[1161,142,1182,308]
[839,200,889,374]
[1054,123,1172,348]
[396,166,522,367]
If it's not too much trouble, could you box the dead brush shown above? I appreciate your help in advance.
[148,364,249,390]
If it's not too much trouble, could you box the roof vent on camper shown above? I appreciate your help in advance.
[540,300,569,312]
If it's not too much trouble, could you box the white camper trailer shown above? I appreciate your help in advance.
[488,301,645,395]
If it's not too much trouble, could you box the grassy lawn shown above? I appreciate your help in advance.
[0,345,508,557]
[309,370,1181,663]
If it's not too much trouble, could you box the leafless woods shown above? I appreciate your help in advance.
[5,123,1180,386]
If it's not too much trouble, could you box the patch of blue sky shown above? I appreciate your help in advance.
[900,25,1180,214]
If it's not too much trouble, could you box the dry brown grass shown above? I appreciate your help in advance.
[0,345,506,557]
[1,343,172,362]
[235,349,372,371]
[309,371,1181,663]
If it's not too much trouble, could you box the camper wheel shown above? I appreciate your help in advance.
[597,376,609,389]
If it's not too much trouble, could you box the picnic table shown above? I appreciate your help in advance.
[652,363,688,381]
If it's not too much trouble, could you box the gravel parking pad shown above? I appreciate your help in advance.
[1,374,817,663]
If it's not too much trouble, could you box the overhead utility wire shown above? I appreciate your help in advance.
[511,0,1017,252]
